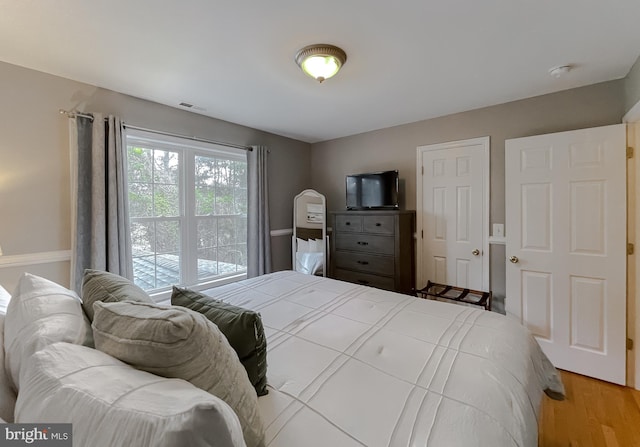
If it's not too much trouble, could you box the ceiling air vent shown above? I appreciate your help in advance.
[179,102,205,111]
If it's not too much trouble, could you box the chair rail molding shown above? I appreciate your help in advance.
[270,227,333,237]
[270,228,293,237]
[0,250,72,269]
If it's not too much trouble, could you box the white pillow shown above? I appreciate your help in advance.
[4,273,93,390]
[0,286,10,314]
[295,252,324,275]
[296,238,324,253]
[0,314,16,422]
[16,342,246,447]
[308,238,324,253]
[296,237,310,253]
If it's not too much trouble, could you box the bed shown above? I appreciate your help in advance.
[202,270,563,447]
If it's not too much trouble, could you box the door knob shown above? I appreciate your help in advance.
[472,249,480,256]
[509,256,519,264]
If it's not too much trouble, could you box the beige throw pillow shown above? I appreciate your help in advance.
[92,301,265,447]
[81,269,153,321]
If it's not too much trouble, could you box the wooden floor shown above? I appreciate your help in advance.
[539,370,640,447]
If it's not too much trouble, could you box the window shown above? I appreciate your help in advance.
[125,130,247,292]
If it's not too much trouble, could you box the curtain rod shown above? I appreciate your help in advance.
[59,109,253,152]
[123,124,253,151]
[59,109,94,121]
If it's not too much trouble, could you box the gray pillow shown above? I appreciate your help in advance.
[92,300,264,447]
[81,269,153,321]
[171,286,268,396]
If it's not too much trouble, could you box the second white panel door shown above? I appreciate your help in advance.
[505,124,626,384]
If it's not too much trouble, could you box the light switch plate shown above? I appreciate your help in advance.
[493,223,504,237]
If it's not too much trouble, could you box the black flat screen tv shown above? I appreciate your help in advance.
[346,170,399,210]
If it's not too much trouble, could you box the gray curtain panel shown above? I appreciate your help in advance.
[69,113,132,292]
[247,145,272,277]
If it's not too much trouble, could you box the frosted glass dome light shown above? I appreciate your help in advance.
[295,44,347,83]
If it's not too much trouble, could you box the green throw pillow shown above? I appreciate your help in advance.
[171,286,268,396]
[82,269,153,321]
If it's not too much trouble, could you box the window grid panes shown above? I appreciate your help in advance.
[194,154,247,280]
[126,133,247,292]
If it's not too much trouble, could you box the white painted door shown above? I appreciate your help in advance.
[417,137,489,291]
[505,124,626,384]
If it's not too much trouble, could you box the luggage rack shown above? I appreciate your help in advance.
[414,280,492,311]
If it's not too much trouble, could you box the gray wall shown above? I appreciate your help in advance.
[626,54,640,114]
[1,57,633,295]
[0,61,310,291]
[310,80,626,300]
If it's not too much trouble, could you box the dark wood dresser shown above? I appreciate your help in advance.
[329,210,415,294]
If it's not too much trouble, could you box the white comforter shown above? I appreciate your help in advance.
[203,271,563,447]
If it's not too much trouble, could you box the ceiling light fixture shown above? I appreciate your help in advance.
[548,65,572,78]
[295,44,347,83]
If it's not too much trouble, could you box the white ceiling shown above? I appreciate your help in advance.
[1,0,639,143]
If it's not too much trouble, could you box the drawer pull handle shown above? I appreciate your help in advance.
[357,260,369,265]
[357,241,369,246]
[357,279,370,285]
[375,223,382,226]
[345,222,351,226]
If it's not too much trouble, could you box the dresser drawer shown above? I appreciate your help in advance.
[363,215,395,235]
[334,252,394,276]
[334,234,394,255]
[334,269,395,291]
[335,215,363,233]
[330,210,415,295]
